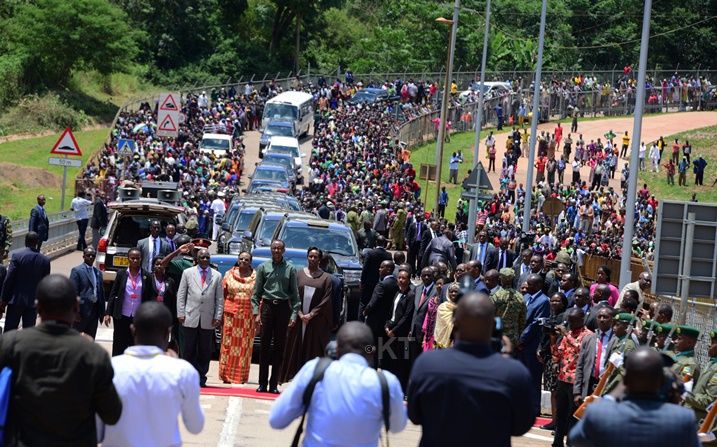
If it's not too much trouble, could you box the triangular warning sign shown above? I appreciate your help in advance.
[159,93,178,111]
[50,127,82,156]
[158,114,177,132]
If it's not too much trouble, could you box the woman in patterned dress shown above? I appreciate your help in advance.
[219,251,256,384]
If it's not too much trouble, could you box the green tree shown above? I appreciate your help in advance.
[5,0,139,88]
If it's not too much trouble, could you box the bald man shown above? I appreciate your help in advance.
[407,292,534,446]
[569,347,700,447]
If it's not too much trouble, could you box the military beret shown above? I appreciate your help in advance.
[676,325,700,339]
[191,238,212,249]
[614,313,634,322]
[499,268,515,280]
[657,323,674,334]
[555,250,572,265]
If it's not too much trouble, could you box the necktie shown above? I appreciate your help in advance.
[201,269,207,287]
[416,222,421,239]
[594,333,605,379]
[154,238,159,256]
[499,250,505,268]
[418,289,428,308]
[88,266,97,302]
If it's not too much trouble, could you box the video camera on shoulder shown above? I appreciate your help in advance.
[538,317,565,334]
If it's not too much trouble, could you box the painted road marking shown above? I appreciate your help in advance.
[217,397,242,447]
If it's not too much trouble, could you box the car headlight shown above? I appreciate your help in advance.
[343,269,361,284]
[228,242,241,255]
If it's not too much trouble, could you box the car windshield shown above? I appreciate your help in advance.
[202,138,230,150]
[353,92,376,102]
[270,146,301,158]
[254,167,288,181]
[264,103,298,120]
[263,156,293,172]
[234,211,256,232]
[259,219,282,240]
[265,125,294,137]
[281,227,356,256]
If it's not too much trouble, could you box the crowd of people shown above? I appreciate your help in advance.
[4,68,717,446]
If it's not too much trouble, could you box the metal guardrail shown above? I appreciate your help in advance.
[7,208,91,259]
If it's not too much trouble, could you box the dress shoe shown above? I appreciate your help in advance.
[269,388,280,394]
[256,386,268,393]
[540,423,555,431]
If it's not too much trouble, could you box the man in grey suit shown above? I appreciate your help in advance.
[467,230,497,265]
[573,307,616,406]
[69,247,106,339]
[177,248,223,387]
[28,195,49,251]
[569,347,701,447]
[137,220,171,272]
[420,230,457,272]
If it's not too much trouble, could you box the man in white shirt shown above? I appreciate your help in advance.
[103,301,204,446]
[269,322,407,446]
[70,191,93,251]
[210,192,226,241]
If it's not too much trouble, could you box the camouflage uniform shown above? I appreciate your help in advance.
[346,210,360,237]
[390,208,407,249]
[0,214,12,260]
[491,285,527,351]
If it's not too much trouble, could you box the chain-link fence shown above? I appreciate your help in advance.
[657,296,717,368]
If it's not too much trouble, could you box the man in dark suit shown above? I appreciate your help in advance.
[467,260,489,294]
[69,247,106,339]
[418,220,438,270]
[560,272,580,308]
[407,292,535,446]
[0,274,122,446]
[518,273,551,415]
[137,220,171,272]
[1,231,51,331]
[383,269,415,390]
[468,230,497,265]
[485,237,514,271]
[406,214,424,276]
[409,267,437,362]
[585,285,613,332]
[359,235,392,320]
[28,194,49,251]
[574,307,616,406]
[91,191,109,250]
[569,347,701,447]
[513,248,533,288]
[364,260,398,348]
[421,229,457,272]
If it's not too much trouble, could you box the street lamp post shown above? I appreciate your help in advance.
[433,14,458,216]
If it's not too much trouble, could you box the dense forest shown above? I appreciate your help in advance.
[1,0,717,106]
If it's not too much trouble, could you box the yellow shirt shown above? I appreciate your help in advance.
[622,135,630,146]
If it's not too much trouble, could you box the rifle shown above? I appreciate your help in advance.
[698,400,717,443]
[661,324,678,352]
[574,303,644,420]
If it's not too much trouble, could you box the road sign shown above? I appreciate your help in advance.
[158,114,177,133]
[419,164,437,181]
[50,127,82,156]
[117,139,135,157]
[159,93,179,111]
[157,92,180,138]
[541,197,565,219]
[48,157,82,168]
[462,161,493,191]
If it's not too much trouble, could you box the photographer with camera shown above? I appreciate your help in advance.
[550,308,592,447]
[537,292,569,431]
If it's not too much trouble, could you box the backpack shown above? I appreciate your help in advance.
[292,358,390,447]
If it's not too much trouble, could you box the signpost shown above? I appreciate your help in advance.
[157,92,180,138]
[49,127,82,210]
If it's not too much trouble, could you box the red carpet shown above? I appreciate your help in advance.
[534,417,552,427]
[201,386,279,401]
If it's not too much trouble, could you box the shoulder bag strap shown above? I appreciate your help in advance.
[291,357,333,447]
[377,370,390,447]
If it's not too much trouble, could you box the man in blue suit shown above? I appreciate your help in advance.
[28,195,49,252]
[69,247,106,339]
[517,273,550,414]
[569,347,700,447]
[1,231,51,331]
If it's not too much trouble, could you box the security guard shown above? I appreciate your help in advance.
[683,329,717,443]
[602,313,638,395]
[0,213,12,262]
[672,325,701,383]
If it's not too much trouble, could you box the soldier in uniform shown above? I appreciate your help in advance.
[683,329,717,444]
[602,313,638,395]
[346,205,360,238]
[356,221,378,251]
[390,203,407,250]
[0,213,12,262]
[655,323,677,359]
[491,268,526,355]
[672,325,701,383]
